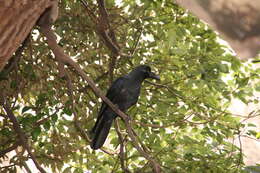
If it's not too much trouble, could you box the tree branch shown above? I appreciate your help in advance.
[79,0,97,24]
[237,129,243,169]
[130,27,143,57]
[115,119,131,173]
[32,108,60,128]
[0,141,20,158]
[96,0,119,82]
[0,96,46,173]
[96,0,120,55]
[0,164,16,170]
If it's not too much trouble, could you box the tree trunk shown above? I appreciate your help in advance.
[0,0,53,71]
[176,0,260,59]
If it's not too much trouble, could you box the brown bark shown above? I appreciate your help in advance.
[176,0,260,59]
[0,0,54,71]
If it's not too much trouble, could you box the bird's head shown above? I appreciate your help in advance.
[135,65,160,81]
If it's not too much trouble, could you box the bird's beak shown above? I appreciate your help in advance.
[149,72,160,80]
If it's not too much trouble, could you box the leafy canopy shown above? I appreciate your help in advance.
[0,0,259,172]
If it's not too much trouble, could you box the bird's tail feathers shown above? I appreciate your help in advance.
[90,117,113,150]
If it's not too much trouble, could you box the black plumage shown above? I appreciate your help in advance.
[90,65,160,150]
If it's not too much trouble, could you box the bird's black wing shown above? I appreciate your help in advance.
[100,77,126,116]
[91,77,125,133]
[90,77,126,149]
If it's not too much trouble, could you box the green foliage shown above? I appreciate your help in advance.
[0,0,259,172]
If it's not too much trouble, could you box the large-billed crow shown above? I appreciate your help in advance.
[90,65,160,150]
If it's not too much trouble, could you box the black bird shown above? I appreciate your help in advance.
[90,65,160,150]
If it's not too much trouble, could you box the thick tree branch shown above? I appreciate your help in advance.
[0,0,55,71]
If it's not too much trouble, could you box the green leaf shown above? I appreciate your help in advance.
[256,132,260,139]
[255,83,260,91]
[63,167,71,173]
[0,128,12,136]
[247,130,257,136]
[218,64,229,73]
[36,93,47,105]
[63,107,73,116]
[39,142,45,148]
[248,123,256,127]
[10,80,17,88]
[43,121,51,130]
[74,168,83,173]
[216,134,223,143]
[22,106,32,114]
[237,77,249,88]
[231,56,241,71]
[51,114,58,122]
[32,127,41,141]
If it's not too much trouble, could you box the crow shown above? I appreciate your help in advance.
[90,65,160,150]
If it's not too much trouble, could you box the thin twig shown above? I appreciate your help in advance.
[79,0,97,24]
[32,108,60,128]
[145,80,184,100]
[236,129,243,169]
[97,0,120,54]
[130,27,143,57]
[0,164,16,170]
[133,113,193,129]
[21,161,33,173]
[241,135,260,142]
[0,141,20,158]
